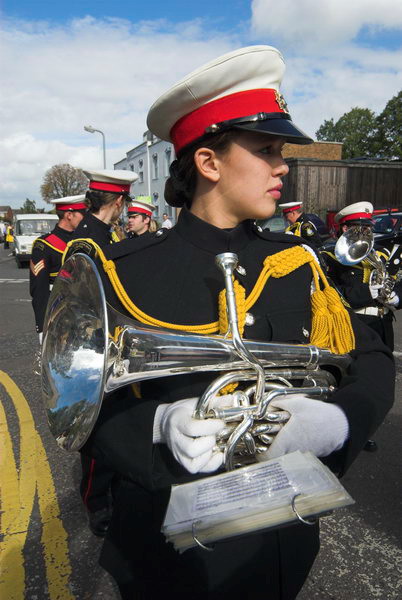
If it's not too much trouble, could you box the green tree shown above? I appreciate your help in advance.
[316,107,377,159]
[375,91,402,160]
[315,118,339,142]
[20,198,37,213]
[40,164,88,203]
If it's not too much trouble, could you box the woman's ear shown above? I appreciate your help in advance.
[193,147,221,183]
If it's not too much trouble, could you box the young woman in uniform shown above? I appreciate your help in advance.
[77,46,394,600]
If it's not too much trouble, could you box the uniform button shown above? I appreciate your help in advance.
[156,229,164,237]
[351,271,354,275]
[245,312,255,326]
[303,327,309,338]
[236,265,246,276]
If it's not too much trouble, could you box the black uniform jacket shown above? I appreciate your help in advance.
[30,224,73,333]
[322,248,402,310]
[71,211,114,247]
[76,208,394,598]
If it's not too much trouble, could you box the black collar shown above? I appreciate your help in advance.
[175,207,255,255]
[86,212,112,232]
[52,224,74,241]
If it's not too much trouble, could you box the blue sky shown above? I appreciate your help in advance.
[1,0,401,208]
[2,0,252,31]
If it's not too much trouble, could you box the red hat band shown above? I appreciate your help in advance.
[128,206,152,217]
[89,181,131,193]
[282,204,302,214]
[57,202,87,211]
[171,88,287,153]
[339,212,373,224]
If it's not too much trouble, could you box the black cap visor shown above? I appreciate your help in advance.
[232,114,313,145]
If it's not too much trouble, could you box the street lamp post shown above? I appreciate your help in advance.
[84,125,106,169]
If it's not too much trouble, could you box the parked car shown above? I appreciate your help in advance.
[13,213,58,268]
[372,210,402,250]
[257,215,286,232]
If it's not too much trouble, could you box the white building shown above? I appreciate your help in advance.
[114,131,176,224]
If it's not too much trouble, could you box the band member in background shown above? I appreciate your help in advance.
[280,201,329,247]
[126,198,156,238]
[63,169,139,538]
[70,169,138,247]
[70,46,394,599]
[322,201,402,351]
[29,195,86,342]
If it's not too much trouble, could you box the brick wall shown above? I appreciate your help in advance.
[283,141,343,161]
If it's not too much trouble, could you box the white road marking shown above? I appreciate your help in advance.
[0,279,29,283]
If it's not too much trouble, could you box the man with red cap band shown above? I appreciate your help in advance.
[279,201,329,247]
[70,169,138,247]
[64,169,140,539]
[322,201,402,351]
[29,195,86,339]
[126,198,155,238]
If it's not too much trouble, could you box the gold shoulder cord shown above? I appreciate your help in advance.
[95,244,355,355]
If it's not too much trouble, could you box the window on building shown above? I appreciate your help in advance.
[138,171,144,183]
[152,154,158,179]
[129,163,134,171]
[164,148,172,177]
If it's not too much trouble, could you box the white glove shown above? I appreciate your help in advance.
[256,394,349,461]
[369,282,382,300]
[383,291,399,308]
[153,398,225,474]
[38,332,43,345]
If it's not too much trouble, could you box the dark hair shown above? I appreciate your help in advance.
[85,190,123,213]
[164,130,239,208]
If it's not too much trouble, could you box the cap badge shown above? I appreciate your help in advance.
[275,91,289,114]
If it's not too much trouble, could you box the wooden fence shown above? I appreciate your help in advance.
[282,159,402,220]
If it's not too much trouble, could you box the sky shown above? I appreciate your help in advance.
[1,0,401,209]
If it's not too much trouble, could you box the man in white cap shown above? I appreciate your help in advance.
[279,201,329,246]
[126,197,155,238]
[30,195,86,340]
[70,169,139,247]
[322,201,401,350]
[64,169,139,539]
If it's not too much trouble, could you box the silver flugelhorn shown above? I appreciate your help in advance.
[41,253,351,468]
[335,225,398,305]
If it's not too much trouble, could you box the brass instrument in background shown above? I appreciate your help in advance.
[41,252,351,470]
[335,226,402,305]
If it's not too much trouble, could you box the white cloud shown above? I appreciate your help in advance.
[250,0,402,136]
[0,16,236,207]
[0,8,401,208]
[251,0,402,49]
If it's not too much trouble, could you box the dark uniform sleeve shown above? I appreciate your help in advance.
[29,239,51,333]
[323,310,394,476]
[322,251,373,308]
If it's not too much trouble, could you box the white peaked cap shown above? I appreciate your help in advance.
[335,202,374,224]
[51,195,87,210]
[147,45,312,154]
[83,169,139,194]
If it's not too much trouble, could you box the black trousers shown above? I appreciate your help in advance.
[80,453,117,512]
[356,311,395,351]
[101,480,319,600]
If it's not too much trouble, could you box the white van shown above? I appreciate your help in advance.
[13,213,58,268]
